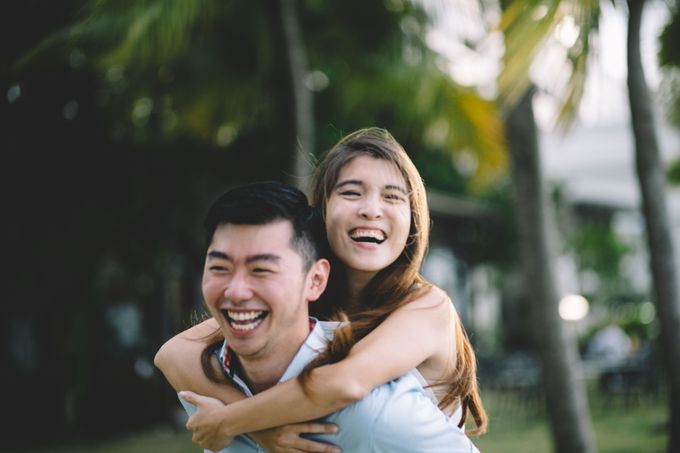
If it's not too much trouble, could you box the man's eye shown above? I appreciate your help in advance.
[210,266,229,272]
[253,267,273,274]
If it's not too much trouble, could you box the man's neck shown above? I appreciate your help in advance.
[238,322,311,394]
[239,354,294,394]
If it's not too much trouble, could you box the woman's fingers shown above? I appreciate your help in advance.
[293,422,339,434]
[287,437,340,453]
[285,423,339,453]
[252,423,340,453]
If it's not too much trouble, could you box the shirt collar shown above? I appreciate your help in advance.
[219,318,322,392]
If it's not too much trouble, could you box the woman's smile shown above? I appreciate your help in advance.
[325,155,411,283]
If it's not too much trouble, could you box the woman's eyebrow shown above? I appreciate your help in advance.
[335,180,407,194]
[384,184,408,194]
[334,179,363,189]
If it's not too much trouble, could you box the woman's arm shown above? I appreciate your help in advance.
[156,318,340,453]
[154,318,246,400]
[193,287,455,439]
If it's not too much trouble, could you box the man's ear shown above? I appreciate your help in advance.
[306,258,330,302]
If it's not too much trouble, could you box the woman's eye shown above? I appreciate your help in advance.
[385,193,405,202]
[340,190,360,197]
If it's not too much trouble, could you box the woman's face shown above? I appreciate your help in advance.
[324,155,411,285]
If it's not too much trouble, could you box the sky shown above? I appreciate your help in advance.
[538,2,679,205]
[565,1,669,126]
[423,0,673,128]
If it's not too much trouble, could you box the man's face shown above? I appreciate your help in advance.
[202,220,325,361]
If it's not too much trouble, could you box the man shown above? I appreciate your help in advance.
[156,181,479,452]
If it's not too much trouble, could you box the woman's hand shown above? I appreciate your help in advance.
[181,390,234,451]
[180,390,340,452]
[250,423,341,453]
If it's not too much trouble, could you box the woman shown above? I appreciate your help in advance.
[156,127,487,452]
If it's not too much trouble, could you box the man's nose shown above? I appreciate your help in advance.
[224,272,253,302]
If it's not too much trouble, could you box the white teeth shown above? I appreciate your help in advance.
[224,310,267,332]
[231,320,261,331]
[349,229,385,241]
[227,310,263,321]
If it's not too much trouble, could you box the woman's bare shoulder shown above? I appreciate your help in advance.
[154,317,220,374]
[177,317,220,340]
[403,285,451,311]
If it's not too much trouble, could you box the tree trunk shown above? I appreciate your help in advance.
[279,0,314,193]
[627,1,680,451]
[506,87,595,453]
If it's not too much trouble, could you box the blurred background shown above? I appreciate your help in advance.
[2,0,679,452]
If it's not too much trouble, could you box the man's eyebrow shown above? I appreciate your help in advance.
[207,251,231,260]
[246,254,280,264]
[206,251,281,264]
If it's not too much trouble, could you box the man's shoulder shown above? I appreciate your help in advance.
[327,374,426,432]
[320,373,468,452]
[368,374,479,452]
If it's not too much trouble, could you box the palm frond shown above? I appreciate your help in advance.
[98,0,212,69]
[498,1,562,108]
[499,0,601,131]
[15,0,212,73]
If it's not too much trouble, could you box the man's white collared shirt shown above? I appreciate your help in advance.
[179,319,480,453]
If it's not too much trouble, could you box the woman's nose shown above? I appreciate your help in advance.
[358,195,383,219]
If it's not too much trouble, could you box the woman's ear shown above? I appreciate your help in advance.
[306,258,330,302]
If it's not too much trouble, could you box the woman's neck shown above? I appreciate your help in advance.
[346,269,375,308]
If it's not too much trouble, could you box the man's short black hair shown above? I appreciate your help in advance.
[204,181,321,270]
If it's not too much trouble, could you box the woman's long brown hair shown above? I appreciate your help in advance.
[301,127,487,435]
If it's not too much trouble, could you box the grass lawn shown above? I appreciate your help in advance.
[8,390,668,452]
[473,389,668,453]
[4,429,198,453]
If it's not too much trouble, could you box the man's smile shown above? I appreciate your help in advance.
[222,309,269,333]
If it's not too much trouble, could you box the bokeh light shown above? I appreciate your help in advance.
[559,294,590,321]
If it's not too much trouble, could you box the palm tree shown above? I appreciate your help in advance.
[17,0,505,191]
[627,1,680,450]
[500,1,680,451]
[497,2,600,451]
[278,0,314,192]
[504,87,596,453]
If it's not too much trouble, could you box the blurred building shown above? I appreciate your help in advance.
[421,115,680,356]
[541,118,680,329]
[422,190,508,354]
[541,118,680,298]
